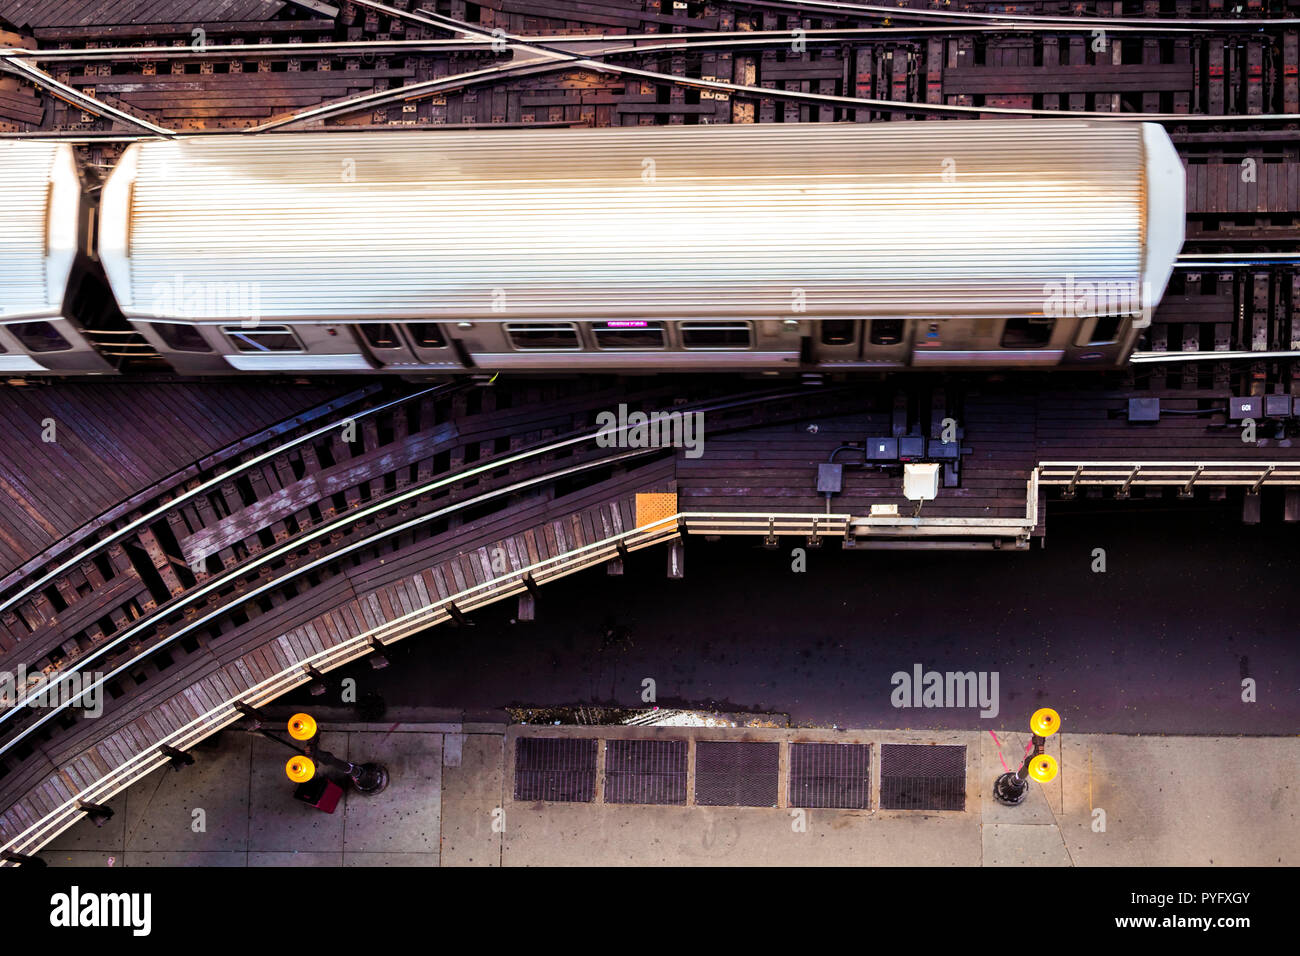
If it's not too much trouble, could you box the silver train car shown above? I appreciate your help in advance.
[0,141,116,375]
[11,121,1186,377]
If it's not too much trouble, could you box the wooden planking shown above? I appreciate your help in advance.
[946,64,1193,96]
[0,474,675,845]
[0,383,340,577]
[0,0,290,27]
[177,421,459,564]
[1186,163,1300,216]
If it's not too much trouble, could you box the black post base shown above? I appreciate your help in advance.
[351,763,389,795]
[993,771,1029,806]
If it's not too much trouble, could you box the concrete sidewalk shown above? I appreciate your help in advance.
[38,718,1297,866]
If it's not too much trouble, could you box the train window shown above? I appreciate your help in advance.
[408,323,447,348]
[506,323,581,350]
[357,324,400,349]
[222,325,303,352]
[1001,318,1055,348]
[869,319,904,346]
[592,321,665,350]
[1085,316,1123,344]
[9,322,72,352]
[680,322,751,349]
[153,323,212,353]
[820,320,856,346]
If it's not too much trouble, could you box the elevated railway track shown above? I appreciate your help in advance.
[0,0,1298,864]
[6,372,1300,861]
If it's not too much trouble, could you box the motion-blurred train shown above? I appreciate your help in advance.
[0,120,1184,377]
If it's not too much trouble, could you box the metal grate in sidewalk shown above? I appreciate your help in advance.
[695,740,779,807]
[789,742,871,809]
[604,739,688,805]
[879,743,966,811]
[514,737,597,802]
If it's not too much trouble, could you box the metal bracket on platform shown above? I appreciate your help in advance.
[1251,465,1276,495]
[304,664,328,695]
[763,516,779,549]
[1179,465,1205,497]
[234,701,272,729]
[805,516,822,547]
[367,636,389,670]
[1062,465,1083,498]
[445,601,468,626]
[76,800,114,827]
[1117,466,1140,498]
[157,744,194,771]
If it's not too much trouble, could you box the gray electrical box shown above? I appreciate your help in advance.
[1264,394,1292,418]
[817,463,843,494]
[1127,397,1160,422]
[1229,396,1261,421]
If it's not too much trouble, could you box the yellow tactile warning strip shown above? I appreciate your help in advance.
[635,492,678,528]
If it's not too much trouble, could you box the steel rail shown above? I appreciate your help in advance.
[0,486,1050,857]
[736,0,1300,29]
[0,53,173,135]
[275,6,1300,126]
[246,53,570,131]
[0,386,817,743]
[0,509,685,861]
[1130,349,1300,364]
[0,17,1236,63]
[0,443,664,758]
[1176,253,1300,267]
[0,383,459,619]
[9,10,1300,134]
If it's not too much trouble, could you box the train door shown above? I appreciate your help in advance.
[352,322,465,371]
[861,318,910,367]
[811,319,909,369]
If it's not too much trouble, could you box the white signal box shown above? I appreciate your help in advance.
[903,462,941,502]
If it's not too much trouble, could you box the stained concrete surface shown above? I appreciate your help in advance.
[39,722,1298,867]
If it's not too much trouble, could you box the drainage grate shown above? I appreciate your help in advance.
[604,739,688,805]
[879,743,966,811]
[789,742,871,809]
[513,737,597,802]
[695,741,779,807]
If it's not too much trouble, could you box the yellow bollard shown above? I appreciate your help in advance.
[1029,707,1061,738]
[286,756,316,783]
[288,712,318,741]
[1027,753,1059,784]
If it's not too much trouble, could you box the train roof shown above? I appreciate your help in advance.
[99,121,1184,323]
[0,140,80,324]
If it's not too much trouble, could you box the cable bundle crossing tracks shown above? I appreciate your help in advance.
[1,0,1299,135]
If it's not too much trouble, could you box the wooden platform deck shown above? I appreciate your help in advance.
[0,383,342,577]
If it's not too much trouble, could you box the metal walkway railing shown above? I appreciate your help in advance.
[1038,461,1300,497]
